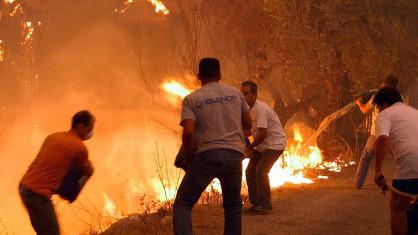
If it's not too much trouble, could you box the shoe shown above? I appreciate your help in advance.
[246,205,272,214]
[244,204,258,213]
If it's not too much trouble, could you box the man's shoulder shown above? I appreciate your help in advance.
[256,100,272,111]
[56,132,86,149]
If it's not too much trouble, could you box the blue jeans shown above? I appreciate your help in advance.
[354,135,376,188]
[19,185,60,235]
[173,149,243,235]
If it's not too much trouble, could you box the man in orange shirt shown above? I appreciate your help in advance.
[19,110,95,235]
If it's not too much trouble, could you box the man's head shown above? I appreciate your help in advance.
[198,58,221,83]
[71,110,95,140]
[373,87,403,112]
[240,80,258,107]
[381,74,399,88]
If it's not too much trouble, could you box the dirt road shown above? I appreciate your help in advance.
[103,159,395,235]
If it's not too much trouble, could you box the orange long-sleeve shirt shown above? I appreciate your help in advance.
[20,131,93,198]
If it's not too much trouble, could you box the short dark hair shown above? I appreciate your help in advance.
[383,74,399,88]
[71,110,95,129]
[241,80,258,94]
[373,87,403,108]
[198,58,220,80]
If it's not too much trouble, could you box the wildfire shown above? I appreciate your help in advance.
[103,193,121,218]
[22,21,34,45]
[147,0,170,15]
[162,80,192,105]
[115,0,169,15]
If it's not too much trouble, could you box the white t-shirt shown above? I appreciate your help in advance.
[376,102,418,179]
[181,82,250,154]
[251,100,287,151]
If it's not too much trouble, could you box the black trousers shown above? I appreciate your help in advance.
[19,185,60,235]
[246,149,283,208]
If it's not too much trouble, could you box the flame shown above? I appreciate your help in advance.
[4,0,14,3]
[293,126,304,142]
[115,0,169,15]
[152,179,177,202]
[102,193,120,218]
[147,0,169,15]
[161,80,192,106]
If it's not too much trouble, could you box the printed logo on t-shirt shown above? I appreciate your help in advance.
[196,95,238,109]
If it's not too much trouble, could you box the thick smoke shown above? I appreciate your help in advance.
[0,7,184,234]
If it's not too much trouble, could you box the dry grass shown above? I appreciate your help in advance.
[98,158,396,235]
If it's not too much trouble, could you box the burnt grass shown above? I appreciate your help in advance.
[100,158,395,235]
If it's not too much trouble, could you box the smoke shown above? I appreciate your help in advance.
[0,9,183,234]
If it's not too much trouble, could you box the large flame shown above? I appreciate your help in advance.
[162,80,192,98]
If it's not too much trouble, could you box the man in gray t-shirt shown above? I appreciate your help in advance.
[173,58,252,235]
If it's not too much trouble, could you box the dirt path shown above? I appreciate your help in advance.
[192,159,395,235]
[103,159,395,235]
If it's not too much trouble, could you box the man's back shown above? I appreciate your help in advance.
[20,131,88,198]
[181,82,248,154]
[377,102,418,179]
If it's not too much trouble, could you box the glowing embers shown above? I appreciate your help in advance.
[22,21,34,45]
[115,0,169,15]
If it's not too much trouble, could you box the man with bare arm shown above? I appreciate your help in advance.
[354,74,399,189]
[240,80,286,214]
[173,58,252,235]
[373,88,418,235]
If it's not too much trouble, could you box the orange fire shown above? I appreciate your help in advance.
[115,0,169,15]
[103,192,120,218]
[147,0,169,15]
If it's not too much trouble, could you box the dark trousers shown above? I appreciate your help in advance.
[173,149,243,235]
[19,185,60,235]
[246,149,283,208]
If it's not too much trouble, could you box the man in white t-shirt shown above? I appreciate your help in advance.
[173,58,252,235]
[374,87,418,235]
[353,74,399,189]
[240,80,286,213]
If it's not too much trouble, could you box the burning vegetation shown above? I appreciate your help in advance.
[0,0,417,234]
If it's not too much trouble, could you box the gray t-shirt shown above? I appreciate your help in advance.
[180,82,250,154]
